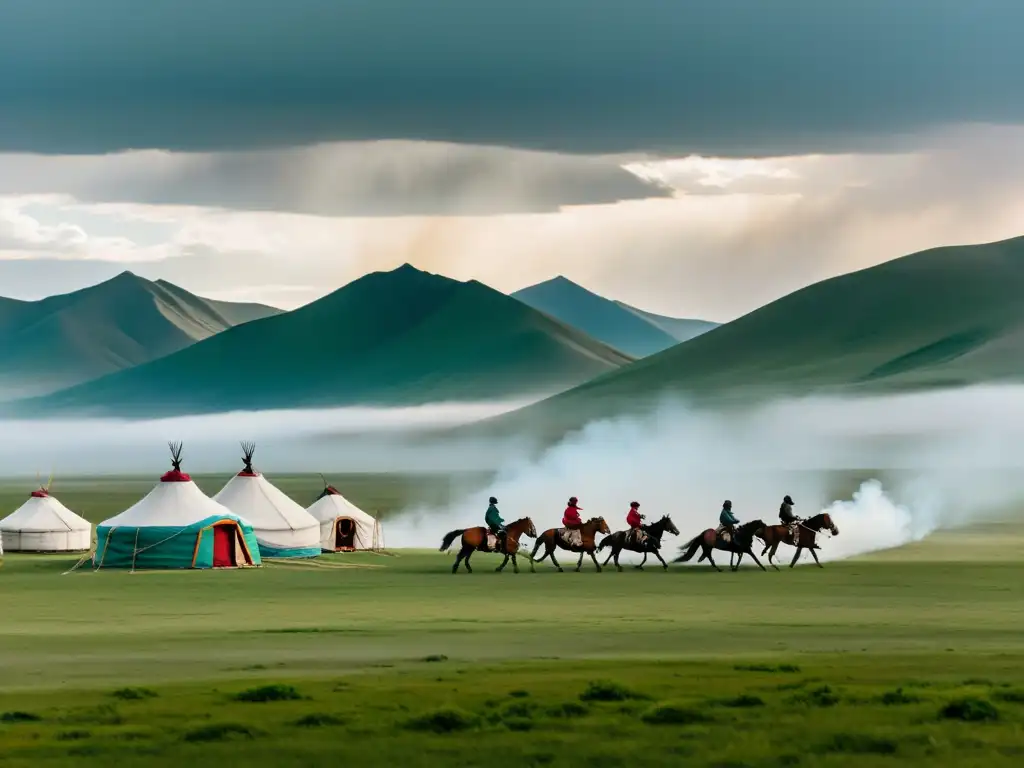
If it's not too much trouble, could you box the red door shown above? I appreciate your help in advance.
[213,525,236,567]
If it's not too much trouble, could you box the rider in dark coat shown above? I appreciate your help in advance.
[779,494,800,535]
[719,500,739,542]
[485,496,507,551]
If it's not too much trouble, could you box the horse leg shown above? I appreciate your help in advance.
[614,548,623,572]
[733,551,744,571]
[745,547,767,572]
[768,541,781,571]
[652,549,669,570]
[790,546,802,568]
[452,545,469,574]
[511,553,520,574]
[463,550,474,573]
[548,546,564,572]
[575,551,584,572]
[635,552,648,570]
[602,544,615,567]
[496,554,510,572]
[589,550,602,573]
[809,547,823,568]
[705,547,722,572]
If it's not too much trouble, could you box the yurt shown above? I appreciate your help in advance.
[307,479,383,552]
[94,442,261,570]
[213,442,320,558]
[0,481,92,553]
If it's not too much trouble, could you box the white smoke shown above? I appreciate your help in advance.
[390,385,1024,564]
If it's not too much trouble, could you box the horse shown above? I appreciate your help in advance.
[759,512,839,569]
[598,515,680,571]
[439,517,537,574]
[531,517,611,572]
[673,519,768,572]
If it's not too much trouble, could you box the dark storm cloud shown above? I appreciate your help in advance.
[1,0,1021,156]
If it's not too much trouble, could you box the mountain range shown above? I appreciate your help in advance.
[0,272,281,400]
[479,235,1024,437]
[16,265,633,416]
[512,276,717,357]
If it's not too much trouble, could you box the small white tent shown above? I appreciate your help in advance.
[0,486,92,553]
[213,443,321,558]
[307,480,383,552]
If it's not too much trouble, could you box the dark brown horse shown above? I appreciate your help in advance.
[440,517,537,574]
[598,515,680,571]
[673,519,768,572]
[759,512,839,569]
[531,517,611,572]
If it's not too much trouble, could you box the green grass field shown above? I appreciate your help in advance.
[1,475,1023,765]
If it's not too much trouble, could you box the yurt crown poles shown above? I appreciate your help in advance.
[240,441,256,475]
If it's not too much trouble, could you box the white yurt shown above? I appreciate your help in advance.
[0,483,92,553]
[213,443,321,558]
[93,442,261,570]
[307,480,383,552]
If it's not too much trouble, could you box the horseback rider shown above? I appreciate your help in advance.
[626,501,647,546]
[779,494,800,537]
[562,496,584,547]
[485,496,507,552]
[719,500,740,543]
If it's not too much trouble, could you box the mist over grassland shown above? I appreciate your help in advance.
[1,385,1021,562]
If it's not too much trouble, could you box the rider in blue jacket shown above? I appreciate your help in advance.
[719,500,739,541]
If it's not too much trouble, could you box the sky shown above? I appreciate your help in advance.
[1,1,1023,321]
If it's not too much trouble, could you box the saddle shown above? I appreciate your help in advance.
[627,528,649,547]
[715,525,733,544]
[786,521,800,540]
[485,532,499,550]
[558,527,583,548]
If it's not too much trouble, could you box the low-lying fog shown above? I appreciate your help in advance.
[3,385,1024,563]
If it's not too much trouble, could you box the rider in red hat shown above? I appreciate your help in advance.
[626,501,645,545]
[563,496,583,527]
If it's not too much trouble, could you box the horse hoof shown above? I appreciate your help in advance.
[557,567,563,572]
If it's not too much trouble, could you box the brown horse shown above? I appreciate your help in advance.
[439,517,537,574]
[673,519,768,572]
[759,512,839,569]
[531,517,611,572]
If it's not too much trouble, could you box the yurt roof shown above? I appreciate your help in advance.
[0,489,92,533]
[307,485,377,525]
[99,442,237,528]
[214,473,318,532]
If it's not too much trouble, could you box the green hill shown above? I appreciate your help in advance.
[481,235,1024,437]
[16,265,632,416]
[0,272,282,400]
[512,276,716,357]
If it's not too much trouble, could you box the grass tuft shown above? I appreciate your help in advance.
[735,663,801,673]
[715,694,765,708]
[0,711,41,723]
[940,697,999,722]
[233,684,302,703]
[546,701,589,718]
[792,685,840,708]
[421,654,448,663]
[641,702,712,726]
[405,707,478,733]
[110,687,158,701]
[880,688,921,705]
[580,680,646,702]
[993,689,1024,704]
[294,713,346,727]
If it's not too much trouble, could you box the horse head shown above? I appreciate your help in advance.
[590,516,611,535]
[741,519,767,541]
[807,512,839,536]
[655,515,680,537]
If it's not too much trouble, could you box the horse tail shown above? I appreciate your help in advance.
[439,529,465,552]
[674,535,702,563]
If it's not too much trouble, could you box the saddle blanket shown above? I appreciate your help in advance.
[558,528,583,548]
[787,522,800,540]
[715,525,732,543]
[486,532,499,550]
